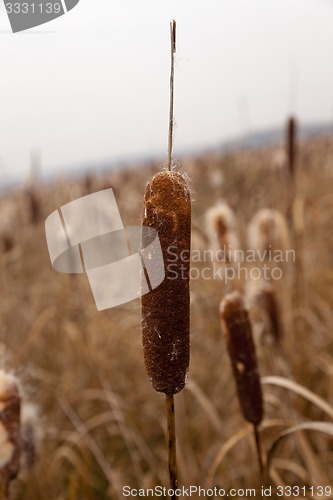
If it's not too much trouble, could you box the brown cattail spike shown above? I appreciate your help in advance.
[0,371,21,497]
[206,203,239,263]
[220,292,263,425]
[142,171,191,395]
[248,208,290,256]
[287,116,297,179]
[256,284,282,344]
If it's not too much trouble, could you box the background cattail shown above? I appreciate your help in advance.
[0,370,21,497]
[20,403,39,469]
[247,208,290,257]
[245,281,283,345]
[26,187,41,225]
[0,200,19,255]
[205,202,239,263]
[287,116,297,179]
[219,292,263,426]
[141,170,191,395]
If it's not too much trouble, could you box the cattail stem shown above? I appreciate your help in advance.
[253,424,264,481]
[142,21,188,498]
[168,20,176,172]
[165,395,178,497]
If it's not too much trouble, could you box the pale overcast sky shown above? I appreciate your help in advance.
[0,0,333,182]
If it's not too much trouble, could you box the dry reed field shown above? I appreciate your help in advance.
[0,133,333,499]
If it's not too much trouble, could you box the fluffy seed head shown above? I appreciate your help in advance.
[142,171,191,395]
[220,292,263,425]
[0,370,21,486]
[253,284,282,344]
[205,202,239,262]
[248,208,290,255]
[21,403,40,468]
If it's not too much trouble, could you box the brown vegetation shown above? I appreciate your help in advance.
[0,134,332,498]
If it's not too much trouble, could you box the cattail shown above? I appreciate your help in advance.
[205,202,239,263]
[83,173,93,195]
[220,292,264,477]
[253,284,282,344]
[220,292,263,425]
[1,233,15,254]
[141,21,189,496]
[26,187,41,225]
[0,371,21,498]
[0,200,18,255]
[141,169,191,497]
[21,403,39,469]
[287,116,297,179]
[248,208,290,256]
[141,170,191,395]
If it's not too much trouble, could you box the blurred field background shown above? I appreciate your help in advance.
[0,128,333,498]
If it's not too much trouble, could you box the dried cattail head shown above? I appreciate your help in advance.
[83,173,95,195]
[1,233,15,254]
[220,292,263,425]
[205,202,239,262]
[248,208,290,256]
[142,170,191,395]
[0,199,19,255]
[20,403,40,469]
[246,280,283,345]
[26,188,41,225]
[271,147,287,171]
[208,170,224,189]
[0,371,21,492]
[255,284,282,344]
[287,116,297,178]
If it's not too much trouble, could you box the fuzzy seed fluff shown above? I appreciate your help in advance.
[205,202,239,263]
[248,208,290,255]
[0,370,21,485]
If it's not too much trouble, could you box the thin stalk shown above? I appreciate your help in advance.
[167,20,176,172]
[165,394,178,498]
[253,424,264,482]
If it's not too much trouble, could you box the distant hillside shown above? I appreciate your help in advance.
[220,122,333,151]
[1,121,332,191]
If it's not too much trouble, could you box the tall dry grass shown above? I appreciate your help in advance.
[0,134,332,498]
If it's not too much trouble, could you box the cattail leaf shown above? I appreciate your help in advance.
[267,421,333,478]
[205,418,296,489]
[205,425,252,488]
[186,379,223,434]
[272,458,308,483]
[262,376,333,420]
